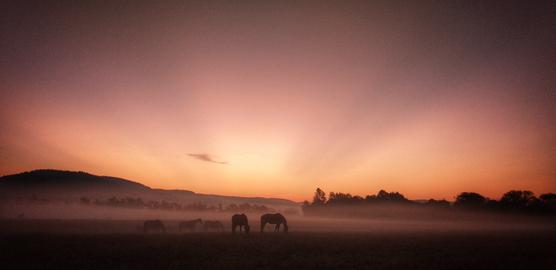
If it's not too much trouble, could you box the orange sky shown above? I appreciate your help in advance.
[1,1,555,201]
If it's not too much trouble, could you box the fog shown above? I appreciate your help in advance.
[1,202,554,235]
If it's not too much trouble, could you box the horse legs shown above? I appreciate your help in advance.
[274,223,280,232]
[232,224,236,234]
[261,222,266,232]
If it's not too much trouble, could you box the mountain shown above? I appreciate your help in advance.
[0,169,151,191]
[0,169,297,207]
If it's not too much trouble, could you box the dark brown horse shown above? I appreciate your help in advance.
[231,213,250,234]
[179,218,203,232]
[203,220,225,232]
[143,220,166,233]
[260,213,288,233]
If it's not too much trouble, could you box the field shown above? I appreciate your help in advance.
[1,219,555,269]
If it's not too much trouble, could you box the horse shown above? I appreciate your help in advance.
[179,218,203,232]
[260,213,288,233]
[203,220,225,232]
[143,219,166,233]
[231,213,250,234]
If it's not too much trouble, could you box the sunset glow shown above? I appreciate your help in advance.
[1,1,555,201]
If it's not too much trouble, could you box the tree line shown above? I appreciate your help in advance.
[15,194,276,213]
[303,188,556,216]
[81,196,276,213]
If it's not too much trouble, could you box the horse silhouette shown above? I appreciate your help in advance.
[143,220,166,233]
[231,213,250,234]
[260,213,288,233]
[179,218,203,232]
[203,220,224,232]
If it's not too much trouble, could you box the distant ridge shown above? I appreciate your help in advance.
[0,169,297,207]
[0,169,152,191]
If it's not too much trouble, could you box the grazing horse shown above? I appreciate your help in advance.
[203,220,225,232]
[179,218,203,232]
[260,213,288,233]
[143,220,166,233]
[231,214,250,234]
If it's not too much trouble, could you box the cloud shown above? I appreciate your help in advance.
[188,153,228,164]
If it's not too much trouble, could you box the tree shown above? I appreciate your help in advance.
[454,192,486,207]
[540,193,556,202]
[376,190,409,202]
[426,199,450,208]
[365,195,377,202]
[328,192,354,204]
[312,188,327,205]
[538,193,556,213]
[500,190,535,209]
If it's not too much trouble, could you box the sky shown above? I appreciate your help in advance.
[1,0,555,201]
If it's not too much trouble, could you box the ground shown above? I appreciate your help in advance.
[1,219,555,269]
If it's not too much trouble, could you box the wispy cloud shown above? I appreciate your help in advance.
[188,153,228,164]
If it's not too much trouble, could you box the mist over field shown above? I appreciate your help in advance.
[1,170,554,235]
[2,201,554,235]
[1,171,555,270]
[2,199,556,270]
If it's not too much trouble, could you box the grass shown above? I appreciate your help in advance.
[1,230,555,269]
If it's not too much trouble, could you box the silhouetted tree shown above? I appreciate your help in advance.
[364,194,377,202]
[312,188,327,205]
[375,190,409,203]
[540,193,556,202]
[303,187,555,217]
[485,199,500,210]
[328,192,353,204]
[425,199,450,208]
[454,192,487,208]
[537,193,556,214]
[500,190,535,209]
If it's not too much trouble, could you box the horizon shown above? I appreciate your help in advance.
[2,1,556,202]
[1,168,553,203]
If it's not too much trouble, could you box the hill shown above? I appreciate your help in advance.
[0,169,297,207]
[0,169,151,191]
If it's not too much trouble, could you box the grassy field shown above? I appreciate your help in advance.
[1,219,555,269]
[2,232,555,269]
